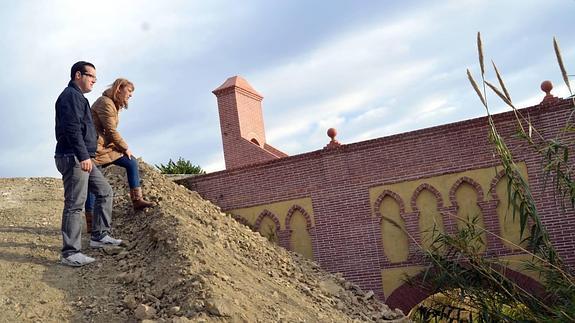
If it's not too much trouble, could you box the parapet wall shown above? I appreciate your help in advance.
[179,97,575,311]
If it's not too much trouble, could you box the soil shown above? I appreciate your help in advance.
[0,161,410,322]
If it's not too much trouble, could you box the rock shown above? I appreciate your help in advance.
[303,285,315,296]
[151,286,164,298]
[103,246,123,255]
[117,251,129,259]
[191,300,204,312]
[123,295,138,310]
[363,290,375,300]
[169,306,181,315]
[371,311,384,320]
[205,297,232,317]
[383,309,401,320]
[319,279,343,296]
[134,304,156,320]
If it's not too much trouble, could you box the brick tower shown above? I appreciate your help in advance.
[213,76,287,169]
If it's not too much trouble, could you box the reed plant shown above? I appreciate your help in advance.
[406,33,575,322]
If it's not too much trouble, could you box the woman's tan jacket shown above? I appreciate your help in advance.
[91,95,128,165]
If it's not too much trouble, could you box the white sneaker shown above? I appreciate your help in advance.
[90,235,123,248]
[61,253,96,267]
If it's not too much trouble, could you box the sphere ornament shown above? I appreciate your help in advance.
[541,80,553,94]
[324,128,342,149]
[327,128,337,140]
[540,80,558,104]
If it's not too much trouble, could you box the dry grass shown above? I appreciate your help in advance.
[467,69,487,108]
[554,37,572,95]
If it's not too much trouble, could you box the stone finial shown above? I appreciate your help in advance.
[540,80,558,104]
[324,128,342,149]
[212,75,263,100]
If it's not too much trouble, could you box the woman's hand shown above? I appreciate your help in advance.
[125,149,134,159]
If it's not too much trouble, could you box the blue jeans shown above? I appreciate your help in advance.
[55,155,113,257]
[85,155,141,213]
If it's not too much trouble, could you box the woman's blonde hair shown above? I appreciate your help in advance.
[103,78,134,109]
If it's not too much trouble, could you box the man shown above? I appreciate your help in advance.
[54,61,122,267]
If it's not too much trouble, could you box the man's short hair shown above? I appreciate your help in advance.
[70,61,96,80]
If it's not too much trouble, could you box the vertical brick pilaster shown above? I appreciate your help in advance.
[213,76,286,169]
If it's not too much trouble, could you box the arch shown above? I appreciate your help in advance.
[411,183,444,211]
[412,184,444,250]
[374,190,406,218]
[285,205,315,260]
[374,190,409,263]
[246,132,263,147]
[489,169,508,200]
[254,209,281,231]
[385,267,545,314]
[451,176,487,252]
[285,205,313,230]
[449,176,485,206]
[254,210,281,244]
[491,170,528,250]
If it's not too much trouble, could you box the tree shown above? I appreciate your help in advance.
[155,157,206,175]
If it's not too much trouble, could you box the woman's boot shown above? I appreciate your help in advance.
[130,187,154,210]
[85,211,93,233]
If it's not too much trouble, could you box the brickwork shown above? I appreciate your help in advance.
[212,76,287,169]
[386,265,546,311]
[180,93,575,312]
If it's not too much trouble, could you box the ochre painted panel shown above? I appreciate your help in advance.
[289,210,314,259]
[229,197,314,230]
[416,189,444,250]
[369,163,528,212]
[229,197,315,259]
[370,163,529,261]
[455,182,487,253]
[495,176,529,250]
[379,196,409,263]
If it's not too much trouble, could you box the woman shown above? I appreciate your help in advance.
[84,78,153,232]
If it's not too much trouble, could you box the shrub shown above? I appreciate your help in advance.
[155,157,206,175]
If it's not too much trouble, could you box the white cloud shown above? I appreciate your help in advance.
[253,16,428,101]
[1,0,574,176]
[350,107,390,126]
[203,156,225,173]
[345,95,457,143]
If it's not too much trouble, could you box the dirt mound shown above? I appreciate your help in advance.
[83,160,409,322]
[0,164,409,322]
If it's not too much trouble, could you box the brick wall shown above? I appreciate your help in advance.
[179,97,575,311]
[213,76,287,169]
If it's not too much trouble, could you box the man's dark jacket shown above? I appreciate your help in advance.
[54,81,97,161]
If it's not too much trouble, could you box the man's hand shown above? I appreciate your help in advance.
[80,159,93,172]
[125,149,134,159]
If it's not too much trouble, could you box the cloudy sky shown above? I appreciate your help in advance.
[0,0,573,177]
